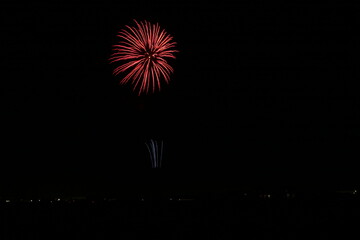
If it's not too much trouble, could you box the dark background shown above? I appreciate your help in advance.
[1,2,359,197]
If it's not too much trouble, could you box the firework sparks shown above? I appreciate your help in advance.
[109,20,178,95]
[145,139,163,168]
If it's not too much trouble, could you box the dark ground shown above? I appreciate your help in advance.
[1,188,360,240]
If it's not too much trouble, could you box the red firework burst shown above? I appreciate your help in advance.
[109,20,178,95]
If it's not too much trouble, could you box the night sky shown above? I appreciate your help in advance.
[1,2,360,196]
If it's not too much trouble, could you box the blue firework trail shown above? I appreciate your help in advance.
[145,139,163,168]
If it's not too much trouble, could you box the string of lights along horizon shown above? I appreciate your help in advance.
[109,20,178,95]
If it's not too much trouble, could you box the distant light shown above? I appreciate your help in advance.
[267,194,271,198]
[178,198,193,201]
[169,198,173,201]
[141,198,144,201]
[38,199,41,202]
[5,200,10,203]
[30,200,33,202]
[57,198,60,201]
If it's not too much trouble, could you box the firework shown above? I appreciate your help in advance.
[109,20,178,95]
[145,139,163,168]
